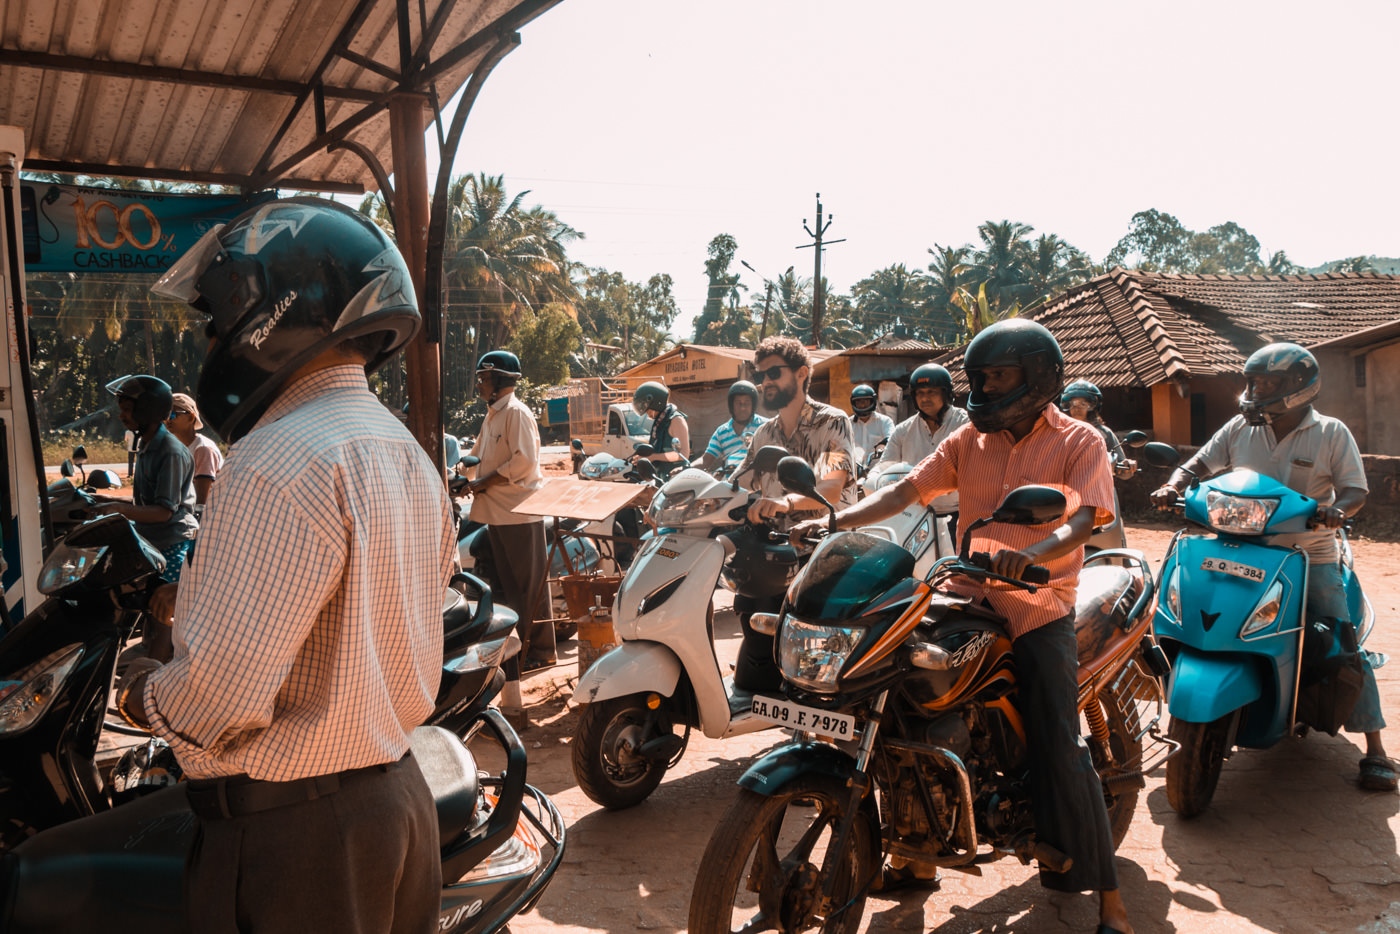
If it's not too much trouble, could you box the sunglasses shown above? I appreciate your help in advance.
[168,411,191,420]
[756,364,794,383]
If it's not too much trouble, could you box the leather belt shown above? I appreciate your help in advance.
[186,754,408,820]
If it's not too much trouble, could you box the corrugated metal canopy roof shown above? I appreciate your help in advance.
[0,0,561,192]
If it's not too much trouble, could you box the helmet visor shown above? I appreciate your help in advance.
[151,225,226,304]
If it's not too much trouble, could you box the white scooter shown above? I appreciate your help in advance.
[570,447,795,810]
[858,458,957,577]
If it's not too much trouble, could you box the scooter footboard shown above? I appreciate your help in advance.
[572,641,681,706]
[1167,648,1264,724]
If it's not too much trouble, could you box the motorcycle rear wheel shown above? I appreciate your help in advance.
[572,694,672,809]
[688,775,876,934]
[1165,715,1231,818]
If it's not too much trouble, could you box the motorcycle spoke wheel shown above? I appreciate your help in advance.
[571,695,670,810]
[689,776,874,934]
[1165,715,1231,819]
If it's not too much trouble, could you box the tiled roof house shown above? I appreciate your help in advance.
[938,269,1400,451]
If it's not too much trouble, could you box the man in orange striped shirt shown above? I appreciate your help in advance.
[792,320,1133,934]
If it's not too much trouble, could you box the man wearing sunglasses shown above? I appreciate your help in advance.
[731,336,856,691]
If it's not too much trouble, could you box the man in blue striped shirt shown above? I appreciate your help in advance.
[698,380,767,472]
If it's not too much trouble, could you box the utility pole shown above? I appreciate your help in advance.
[741,260,778,341]
[797,193,845,349]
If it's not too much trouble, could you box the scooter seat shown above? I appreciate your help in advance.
[0,784,192,933]
[1073,564,1143,665]
[410,725,481,846]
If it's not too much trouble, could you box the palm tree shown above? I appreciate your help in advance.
[969,219,1036,310]
[852,264,929,339]
[924,244,974,345]
[1021,234,1092,307]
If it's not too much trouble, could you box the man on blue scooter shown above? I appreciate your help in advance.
[1150,342,1394,792]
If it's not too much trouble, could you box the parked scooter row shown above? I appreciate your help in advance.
[0,512,564,934]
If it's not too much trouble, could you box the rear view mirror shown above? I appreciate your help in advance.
[751,445,789,473]
[72,445,88,465]
[60,459,75,478]
[89,470,120,490]
[627,460,656,481]
[1119,430,1148,449]
[990,485,1066,526]
[459,455,480,470]
[570,438,584,451]
[633,443,654,458]
[776,457,819,501]
[1141,442,1180,469]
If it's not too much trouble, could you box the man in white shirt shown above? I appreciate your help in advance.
[848,383,894,462]
[1151,342,1392,792]
[468,350,553,671]
[880,363,969,538]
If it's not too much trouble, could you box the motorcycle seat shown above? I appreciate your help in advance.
[1073,565,1144,665]
[410,725,480,845]
[0,784,191,932]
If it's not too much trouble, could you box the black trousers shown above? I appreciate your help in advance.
[733,593,783,693]
[186,755,441,933]
[486,520,552,661]
[1013,616,1119,893]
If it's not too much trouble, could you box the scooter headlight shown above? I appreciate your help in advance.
[778,618,860,694]
[1164,565,1181,619]
[1240,580,1285,638]
[1205,491,1278,535]
[649,491,731,528]
[580,458,624,480]
[0,643,85,736]
[37,543,110,595]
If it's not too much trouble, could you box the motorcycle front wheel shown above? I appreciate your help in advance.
[688,775,877,934]
[572,694,674,809]
[1165,714,1232,818]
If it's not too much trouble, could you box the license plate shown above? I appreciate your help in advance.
[750,695,856,739]
[1200,557,1266,582]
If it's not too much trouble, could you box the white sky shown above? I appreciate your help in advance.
[438,0,1400,339]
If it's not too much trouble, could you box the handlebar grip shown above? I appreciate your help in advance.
[1023,565,1050,585]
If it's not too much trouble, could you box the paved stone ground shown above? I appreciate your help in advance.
[498,521,1400,934]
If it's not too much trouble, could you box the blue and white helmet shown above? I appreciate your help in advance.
[1240,342,1319,426]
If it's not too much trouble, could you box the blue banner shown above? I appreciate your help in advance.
[19,182,274,273]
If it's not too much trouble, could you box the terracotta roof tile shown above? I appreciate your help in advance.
[937,269,1400,391]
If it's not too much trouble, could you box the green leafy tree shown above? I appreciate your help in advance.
[692,234,740,342]
[1106,210,1266,274]
[968,219,1036,310]
[1329,255,1377,273]
[508,302,583,386]
[1022,234,1092,306]
[923,244,974,345]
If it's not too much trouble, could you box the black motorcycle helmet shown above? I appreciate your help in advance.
[1060,378,1103,414]
[476,349,522,383]
[106,374,174,428]
[963,319,1065,433]
[151,198,420,442]
[850,383,877,415]
[1240,342,1320,426]
[632,380,670,416]
[727,380,759,418]
[909,363,952,401]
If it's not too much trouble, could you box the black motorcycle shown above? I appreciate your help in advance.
[687,459,1172,934]
[0,514,564,934]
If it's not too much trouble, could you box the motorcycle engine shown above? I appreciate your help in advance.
[884,713,973,848]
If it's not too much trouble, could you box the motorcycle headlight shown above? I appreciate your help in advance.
[1240,580,1285,638]
[0,643,85,736]
[1205,491,1278,535]
[1164,565,1181,619]
[778,618,861,694]
[37,543,110,595]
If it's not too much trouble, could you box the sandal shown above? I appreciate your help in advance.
[1360,755,1399,792]
[520,656,558,674]
[870,863,940,894]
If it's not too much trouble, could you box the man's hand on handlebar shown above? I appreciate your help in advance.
[989,548,1038,581]
[788,516,826,547]
[747,496,790,525]
[1315,504,1347,529]
[1150,485,1181,508]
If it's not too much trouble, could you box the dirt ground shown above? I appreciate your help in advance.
[503,518,1400,934]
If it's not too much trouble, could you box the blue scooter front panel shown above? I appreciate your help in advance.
[1155,535,1308,748]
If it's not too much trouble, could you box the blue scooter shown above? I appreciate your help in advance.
[1153,465,1377,818]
